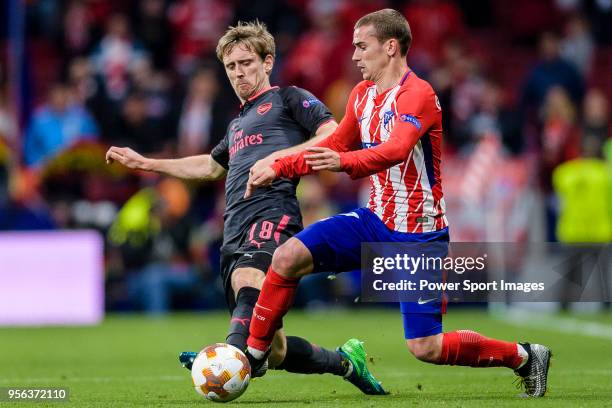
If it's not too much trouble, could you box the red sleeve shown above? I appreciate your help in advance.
[272,84,363,178]
[338,86,438,179]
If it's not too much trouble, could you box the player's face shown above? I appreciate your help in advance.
[223,43,273,102]
[352,25,389,82]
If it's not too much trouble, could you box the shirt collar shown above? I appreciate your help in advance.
[240,86,279,109]
[399,68,412,85]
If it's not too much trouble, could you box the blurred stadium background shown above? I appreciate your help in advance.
[0,0,612,318]
[2,0,611,317]
[0,0,612,406]
[0,0,611,405]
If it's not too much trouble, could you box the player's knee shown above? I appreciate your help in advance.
[271,239,310,278]
[406,336,441,363]
[231,268,265,293]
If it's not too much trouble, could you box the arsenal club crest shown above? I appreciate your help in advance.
[257,102,273,115]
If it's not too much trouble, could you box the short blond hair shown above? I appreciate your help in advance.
[216,21,276,62]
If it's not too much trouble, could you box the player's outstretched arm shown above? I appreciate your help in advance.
[303,146,342,171]
[256,120,338,169]
[338,89,438,179]
[243,118,355,198]
[246,120,338,184]
[105,146,227,181]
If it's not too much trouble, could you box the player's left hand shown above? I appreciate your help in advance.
[244,165,276,199]
[252,153,278,171]
[249,153,277,180]
[304,147,341,171]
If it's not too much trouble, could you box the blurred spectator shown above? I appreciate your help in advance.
[177,66,220,156]
[521,32,585,121]
[323,57,363,120]
[0,87,17,149]
[281,1,348,98]
[67,57,98,106]
[231,0,304,82]
[132,0,173,70]
[449,56,486,146]
[467,81,501,140]
[65,56,119,142]
[554,0,581,13]
[605,138,612,172]
[553,143,610,242]
[59,0,95,58]
[130,56,177,142]
[297,176,335,227]
[0,141,11,209]
[8,0,612,312]
[560,14,594,76]
[107,178,212,313]
[540,86,581,240]
[113,91,168,154]
[168,0,232,76]
[26,0,62,39]
[468,80,524,154]
[553,129,611,309]
[582,88,611,155]
[429,38,463,148]
[403,0,466,74]
[23,82,99,168]
[0,152,55,231]
[91,13,147,102]
[605,139,612,222]
[494,0,561,41]
[540,86,581,187]
[587,0,612,44]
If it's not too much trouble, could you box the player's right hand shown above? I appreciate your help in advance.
[105,146,150,171]
[244,165,276,199]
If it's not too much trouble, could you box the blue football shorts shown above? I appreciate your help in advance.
[295,207,449,339]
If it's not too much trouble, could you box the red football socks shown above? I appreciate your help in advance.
[247,268,299,352]
[438,330,523,368]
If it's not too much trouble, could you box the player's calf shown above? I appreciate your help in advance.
[226,286,260,351]
[267,329,288,368]
[246,239,314,361]
[436,330,526,368]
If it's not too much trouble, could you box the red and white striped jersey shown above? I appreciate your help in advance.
[273,69,448,233]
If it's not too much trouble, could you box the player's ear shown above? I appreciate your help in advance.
[264,54,274,76]
[386,39,398,57]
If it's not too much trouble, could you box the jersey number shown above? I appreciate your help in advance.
[248,215,291,248]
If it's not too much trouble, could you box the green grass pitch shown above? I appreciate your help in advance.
[1,309,611,407]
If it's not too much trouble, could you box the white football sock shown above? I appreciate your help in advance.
[343,360,354,379]
[516,344,529,368]
[247,346,267,360]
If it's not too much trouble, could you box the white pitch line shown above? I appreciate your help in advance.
[501,310,612,340]
[4,369,611,385]
[272,369,612,380]
[0,375,185,384]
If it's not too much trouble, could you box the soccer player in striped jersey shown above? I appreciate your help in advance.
[243,9,551,397]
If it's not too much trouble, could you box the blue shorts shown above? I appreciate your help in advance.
[296,207,449,339]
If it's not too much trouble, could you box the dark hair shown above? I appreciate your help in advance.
[355,9,412,56]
